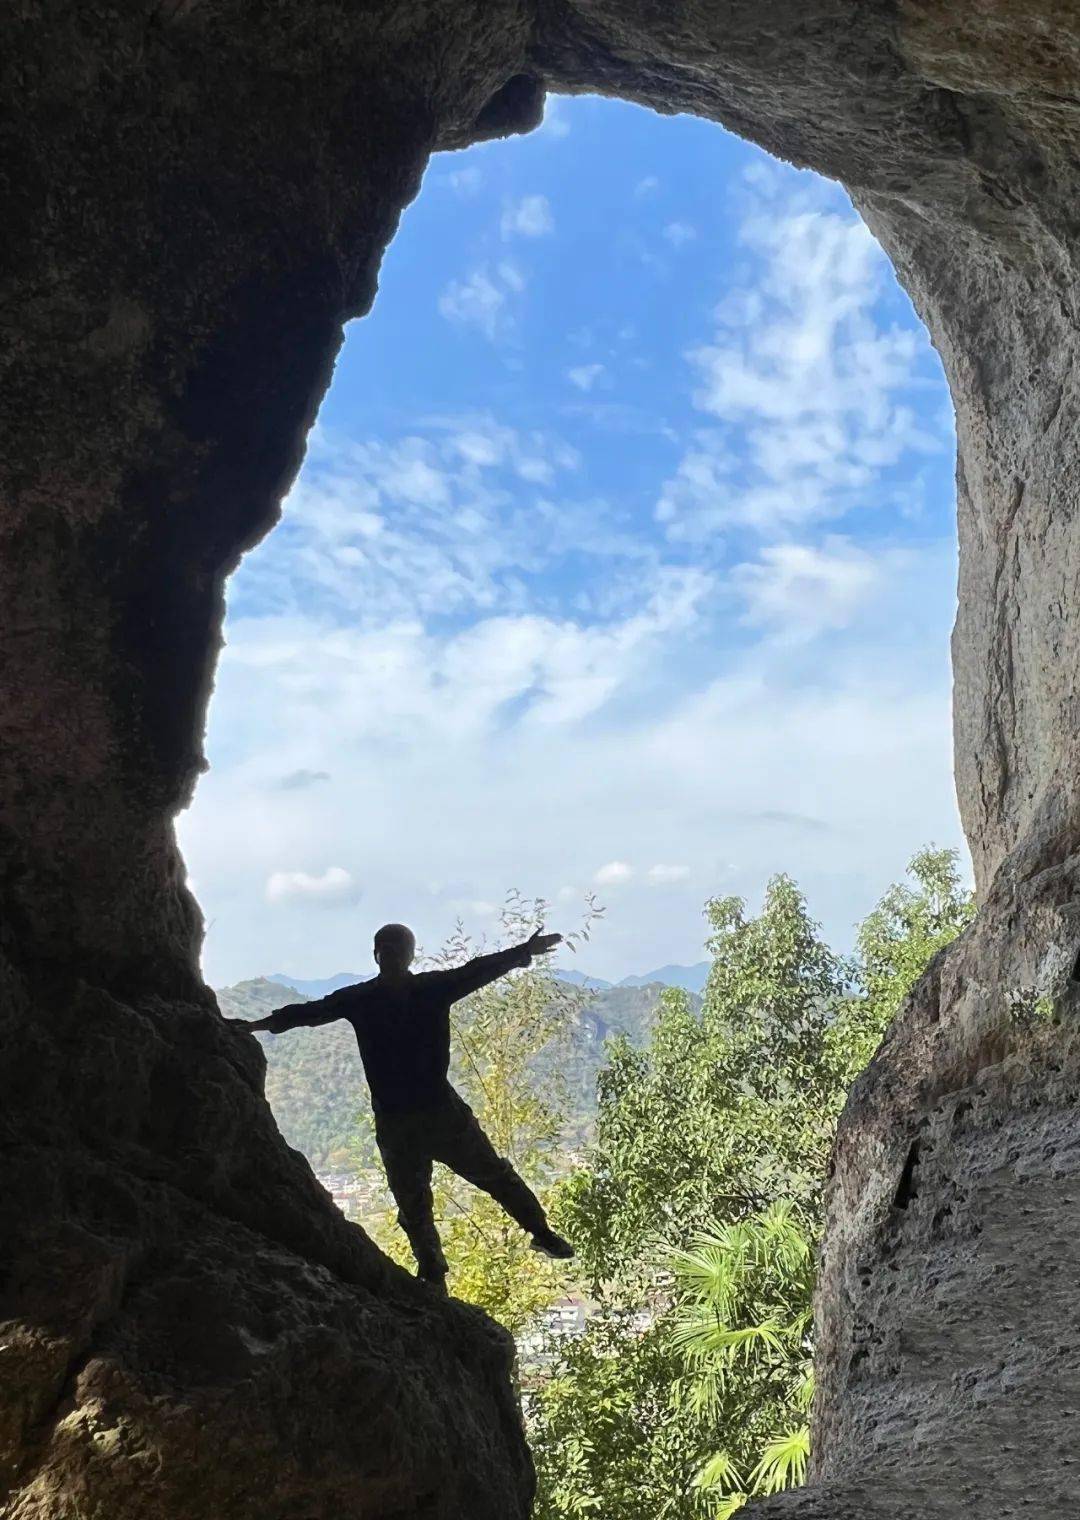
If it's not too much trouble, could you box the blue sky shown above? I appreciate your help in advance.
[180,94,966,986]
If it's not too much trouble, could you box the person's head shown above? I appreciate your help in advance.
[373,922,416,975]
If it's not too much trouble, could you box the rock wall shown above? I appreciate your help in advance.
[3,1,1078,1515]
[2,8,544,1515]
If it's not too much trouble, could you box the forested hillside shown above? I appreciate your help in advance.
[216,979,365,1169]
[215,975,695,1169]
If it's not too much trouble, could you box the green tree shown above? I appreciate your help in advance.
[535,877,847,1517]
[359,892,600,1332]
[534,1204,817,1520]
[668,1201,815,1516]
[556,876,850,1291]
[533,851,973,1518]
[526,1309,709,1518]
[843,845,975,1068]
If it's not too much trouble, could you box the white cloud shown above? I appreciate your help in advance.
[447,166,483,198]
[438,269,506,339]
[656,171,944,540]
[377,451,449,508]
[731,537,886,640]
[648,864,690,884]
[655,440,729,525]
[220,562,712,752]
[663,221,696,247]
[595,861,634,886]
[265,867,359,907]
[264,419,597,627]
[501,195,554,239]
[185,530,962,985]
[438,264,528,341]
[539,96,571,137]
[451,429,505,467]
[567,363,605,392]
[448,898,498,919]
[180,148,963,991]
[635,175,659,197]
[516,456,554,483]
[498,260,526,293]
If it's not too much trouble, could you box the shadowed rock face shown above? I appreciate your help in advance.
[2,2,1078,1515]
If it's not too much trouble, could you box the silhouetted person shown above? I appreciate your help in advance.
[228,922,574,1289]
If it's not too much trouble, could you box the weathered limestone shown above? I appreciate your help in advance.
[2,9,543,1514]
[3,1,1079,1515]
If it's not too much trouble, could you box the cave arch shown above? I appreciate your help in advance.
[4,5,1079,1516]
[188,97,959,995]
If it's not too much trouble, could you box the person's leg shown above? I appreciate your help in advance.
[375,1115,447,1283]
[431,1092,572,1257]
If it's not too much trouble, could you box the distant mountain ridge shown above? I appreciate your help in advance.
[218,972,701,1169]
[617,962,710,994]
[267,962,711,998]
[550,968,612,991]
[268,971,367,998]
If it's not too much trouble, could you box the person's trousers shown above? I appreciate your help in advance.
[375,1088,548,1278]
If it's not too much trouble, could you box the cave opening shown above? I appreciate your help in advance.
[177,93,964,1494]
[11,7,1078,1516]
[182,94,963,1003]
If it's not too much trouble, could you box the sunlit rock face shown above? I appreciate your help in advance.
[2,1,1079,1515]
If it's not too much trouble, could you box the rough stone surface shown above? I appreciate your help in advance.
[0,946,535,1517]
[3,1,1080,1515]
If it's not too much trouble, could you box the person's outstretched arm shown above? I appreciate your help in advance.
[435,929,562,1003]
[223,984,356,1035]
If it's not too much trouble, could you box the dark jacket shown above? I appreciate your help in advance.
[262,946,531,1114]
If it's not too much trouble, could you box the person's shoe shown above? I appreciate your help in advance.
[530,1227,575,1261]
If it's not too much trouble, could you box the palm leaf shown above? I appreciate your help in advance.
[671,1314,785,1363]
[748,1425,810,1495]
[693,1450,744,1493]
[793,1365,815,1413]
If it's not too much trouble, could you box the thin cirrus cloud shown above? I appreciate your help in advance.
[567,363,605,392]
[648,864,691,884]
[501,194,554,239]
[438,268,506,339]
[730,537,888,641]
[265,867,360,908]
[656,166,945,542]
[276,768,331,791]
[539,96,571,138]
[438,263,526,340]
[222,562,712,750]
[447,165,484,198]
[190,587,959,981]
[594,861,634,885]
[255,418,647,632]
[663,221,696,247]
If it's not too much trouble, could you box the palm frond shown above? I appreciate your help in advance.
[693,1450,744,1493]
[748,1425,810,1495]
[793,1365,815,1413]
[673,1317,785,1361]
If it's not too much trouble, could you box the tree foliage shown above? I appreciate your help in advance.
[668,1202,815,1514]
[836,845,975,1072]
[215,978,371,1170]
[532,850,973,1518]
[556,875,851,1292]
